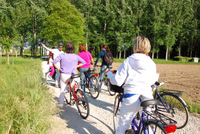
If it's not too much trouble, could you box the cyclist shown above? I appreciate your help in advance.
[41,42,64,88]
[106,36,158,134]
[94,45,112,90]
[47,52,54,80]
[77,44,94,92]
[53,42,86,108]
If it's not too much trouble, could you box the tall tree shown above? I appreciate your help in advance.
[43,0,85,45]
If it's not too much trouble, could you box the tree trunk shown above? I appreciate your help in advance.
[119,50,121,59]
[178,43,181,56]
[152,51,155,59]
[123,49,126,59]
[165,46,168,61]
[6,51,9,65]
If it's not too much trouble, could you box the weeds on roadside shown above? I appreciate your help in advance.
[0,57,57,133]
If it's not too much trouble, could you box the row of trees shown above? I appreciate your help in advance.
[0,0,85,64]
[70,0,200,60]
[0,0,200,63]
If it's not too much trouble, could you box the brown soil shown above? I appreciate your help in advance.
[112,63,200,106]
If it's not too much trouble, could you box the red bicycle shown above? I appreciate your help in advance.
[64,74,89,119]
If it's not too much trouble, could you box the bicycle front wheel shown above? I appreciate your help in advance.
[107,81,116,96]
[139,119,167,134]
[76,89,90,119]
[88,76,100,99]
[113,94,122,132]
[45,71,51,84]
[64,84,71,105]
[158,93,189,129]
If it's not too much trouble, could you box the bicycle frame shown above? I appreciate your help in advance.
[68,80,79,104]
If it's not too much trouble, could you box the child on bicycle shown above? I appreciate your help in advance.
[47,52,54,80]
[106,36,158,134]
[53,42,86,108]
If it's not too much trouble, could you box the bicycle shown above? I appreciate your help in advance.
[83,68,100,99]
[113,92,177,134]
[45,68,56,84]
[94,65,116,96]
[64,74,90,119]
[152,81,189,129]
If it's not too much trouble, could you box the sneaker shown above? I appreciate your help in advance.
[125,129,135,134]
[48,75,52,80]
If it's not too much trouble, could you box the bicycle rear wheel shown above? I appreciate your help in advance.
[139,119,167,134]
[88,76,100,99]
[158,93,189,129]
[64,84,71,105]
[113,94,122,132]
[76,89,90,119]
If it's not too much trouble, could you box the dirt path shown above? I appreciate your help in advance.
[42,62,200,134]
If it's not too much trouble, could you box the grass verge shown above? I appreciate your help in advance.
[0,57,57,133]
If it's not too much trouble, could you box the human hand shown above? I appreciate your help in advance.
[105,68,110,73]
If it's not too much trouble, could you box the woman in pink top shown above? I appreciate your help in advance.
[78,44,94,91]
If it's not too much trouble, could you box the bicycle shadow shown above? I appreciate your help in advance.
[58,102,114,134]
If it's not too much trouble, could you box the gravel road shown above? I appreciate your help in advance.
[42,61,200,134]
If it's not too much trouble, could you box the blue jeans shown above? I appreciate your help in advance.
[100,65,108,90]
[78,68,90,91]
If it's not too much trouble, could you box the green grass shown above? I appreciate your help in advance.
[0,57,57,134]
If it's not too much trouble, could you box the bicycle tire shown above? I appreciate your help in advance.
[113,94,122,132]
[76,89,90,119]
[107,80,116,96]
[88,76,100,99]
[64,84,71,105]
[157,92,189,129]
[139,119,167,134]
[45,71,51,84]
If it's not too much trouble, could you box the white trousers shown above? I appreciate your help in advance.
[115,94,153,134]
[59,73,71,106]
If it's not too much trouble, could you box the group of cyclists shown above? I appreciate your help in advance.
[42,36,165,134]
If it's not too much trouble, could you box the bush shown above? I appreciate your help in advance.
[173,56,192,62]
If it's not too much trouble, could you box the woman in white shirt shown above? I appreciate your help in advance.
[106,36,158,134]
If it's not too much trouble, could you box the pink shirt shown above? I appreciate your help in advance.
[78,51,93,68]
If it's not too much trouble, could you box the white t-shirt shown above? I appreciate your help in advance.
[49,58,53,66]
[50,49,64,68]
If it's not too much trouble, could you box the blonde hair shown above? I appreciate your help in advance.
[132,36,151,54]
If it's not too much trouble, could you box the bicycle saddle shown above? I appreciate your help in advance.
[140,99,160,107]
[71,74,80,79]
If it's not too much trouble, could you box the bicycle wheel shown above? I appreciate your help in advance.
[157,93,189,129]
[45,71,51,84]
[76,89,90,119]
[139,119,167,134]
[107,80,116,96]
[64,84,71,105]
[88,76,100,99]
[113,94,122,132]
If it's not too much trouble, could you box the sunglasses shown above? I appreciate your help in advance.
[58,46,63,48]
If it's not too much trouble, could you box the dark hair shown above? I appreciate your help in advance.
[101,44,110,53]
[65,42,75,53]
[79,44,86,52]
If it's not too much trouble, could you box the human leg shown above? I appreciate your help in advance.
[59,73,71,108]
[49,66,55,76]
[78,68,89,92]
[55,69,61,88]
[99,65,107,90]
[115,95,141,134]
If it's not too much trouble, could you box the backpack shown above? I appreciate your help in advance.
[103,50,113,65]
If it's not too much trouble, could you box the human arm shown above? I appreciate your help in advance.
[94,51,103,66]
[53,55,62,72]
[76,56,86,68]
[41,43,52,52]
[106,59,128,86]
